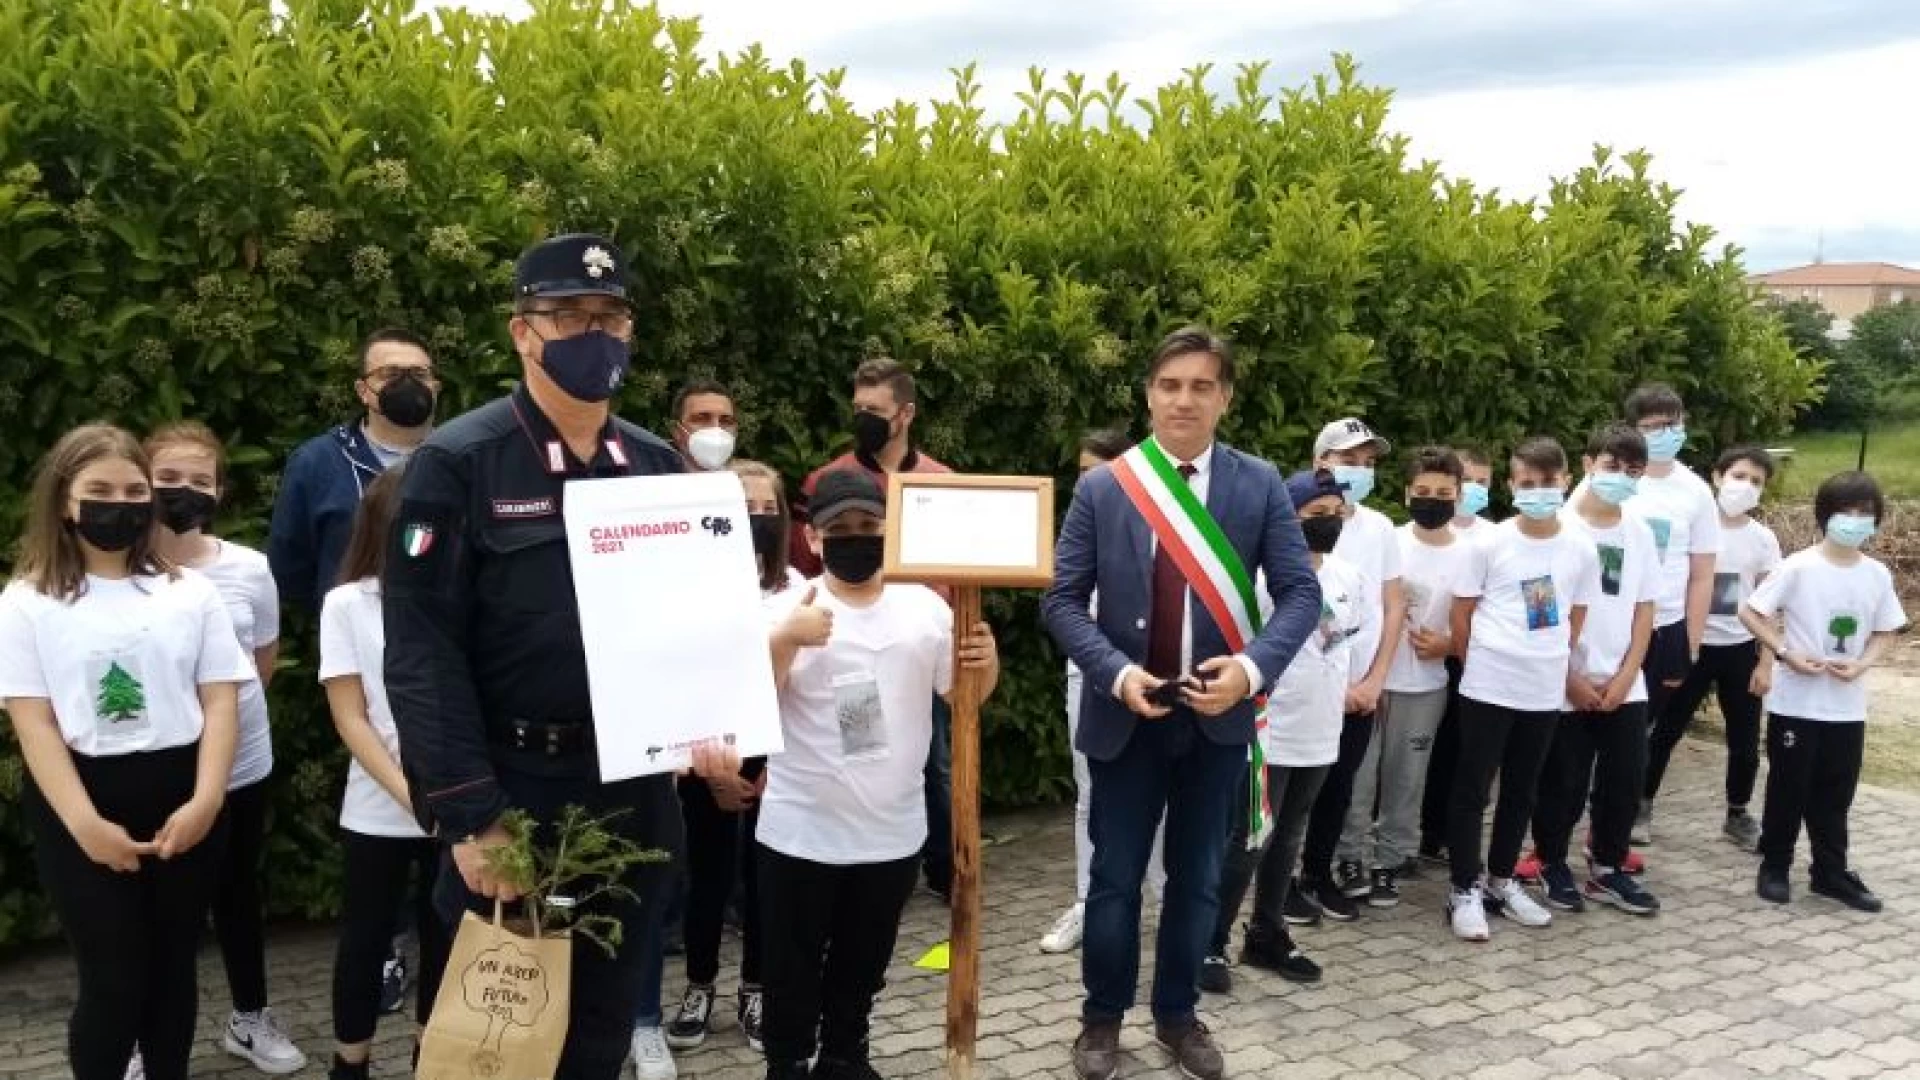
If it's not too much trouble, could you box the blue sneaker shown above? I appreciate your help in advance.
[1586,868,1661,916]
[1541,862,1585,912]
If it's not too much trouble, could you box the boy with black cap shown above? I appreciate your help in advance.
[758,468,999,1080]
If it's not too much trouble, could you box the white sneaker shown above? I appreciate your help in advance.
[1449,886,1490,942]
[631,1025,677,1080]
[124,1052,145,1080]
[222,1009,309,1075]
[1491,877,1553,928]
[1040,902,1085,954]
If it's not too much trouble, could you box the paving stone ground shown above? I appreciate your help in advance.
[6,737,1920,1079]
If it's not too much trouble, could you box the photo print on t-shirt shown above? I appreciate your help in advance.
[1825,609,1864,657]
[1522,575,1561,631]
[1646,518,1673,562]
[1711,571,1742,616]
[1597,544,1625,597]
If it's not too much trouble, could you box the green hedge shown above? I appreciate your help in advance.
[0,0,1817,945]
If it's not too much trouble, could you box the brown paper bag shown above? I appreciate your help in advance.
[417,902,571,1080]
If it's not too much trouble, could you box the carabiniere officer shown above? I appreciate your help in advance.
[384,233,740,1080]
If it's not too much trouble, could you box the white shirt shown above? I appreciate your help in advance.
[1747,547,1907,723]
[1456,519,1603,713]
[192,542,279,789]
[758,581,954,865]
[1333,504,1401,688]
[1263,555,1366,767]
[1559,506,1661,707]
[1704,518,1783,647]
[1621,465,1722,628]
[1385,526,1476,695]
[0,573,255,756]
[318,579,426,838]
[1452,515,1492,540]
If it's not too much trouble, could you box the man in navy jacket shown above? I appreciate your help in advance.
[1042,327,1320,1080]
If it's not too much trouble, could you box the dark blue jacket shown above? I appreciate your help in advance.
[268,421,389,612]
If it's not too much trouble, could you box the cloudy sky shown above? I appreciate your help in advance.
[458,0,1920,273]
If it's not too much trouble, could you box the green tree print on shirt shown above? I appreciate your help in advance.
[95,662,146,724]
[1829,614,1861,655]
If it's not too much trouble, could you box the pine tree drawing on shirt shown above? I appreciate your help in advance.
[95,662,147,724]
[1828,614,1860,655]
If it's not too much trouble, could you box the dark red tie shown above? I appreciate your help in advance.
[1145,464,1197,679]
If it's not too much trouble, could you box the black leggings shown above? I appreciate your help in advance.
[212,777,270,1013]
[1648,639,1764,806]
[679,774,762,988]
[1448,698,1556,890]
[1760,715,1864,877]
[1299,713,1374,883]
[26,743,225,1080]
[333,830,449,1046]
[1532,703,1648,870]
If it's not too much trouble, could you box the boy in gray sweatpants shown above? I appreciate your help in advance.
[1338,448,1477,906]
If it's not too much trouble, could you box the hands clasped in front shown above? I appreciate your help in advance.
[1120,656,1252,719]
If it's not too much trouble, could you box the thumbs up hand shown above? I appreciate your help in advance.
[780,585,834,648]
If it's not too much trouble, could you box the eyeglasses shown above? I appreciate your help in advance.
[1635,421,1682,435]
[365,365,439,386]
[522,308,635,338]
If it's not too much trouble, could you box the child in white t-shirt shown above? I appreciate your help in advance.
[317,466,448,1080]
[1204,469,1362,992]
[1446,437,1601,942]
[758,468,999,1080]
[1339,448,1473,909]
[1655,446,1783,851]
[1531,427,1662,918]
[0,424,254,1080]
[1743,471,1908,913]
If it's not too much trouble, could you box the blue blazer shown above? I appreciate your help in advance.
[1041,443,1323,762]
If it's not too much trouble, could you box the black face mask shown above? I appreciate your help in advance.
[155,486,217,534]
[1300,514,1344,555]
[72,500,154,553]
[749,513,784,564]
[851,411,893,458]
[1408,496,1456,531]
[377,375,436,428]
[822,534,885,584]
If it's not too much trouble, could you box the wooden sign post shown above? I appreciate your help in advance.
[882,472,1055,1080]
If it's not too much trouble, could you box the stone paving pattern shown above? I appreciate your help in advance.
[6,738,1920,1079]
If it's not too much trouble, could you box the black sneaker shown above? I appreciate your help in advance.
[1724,808,1761,852]
[1757,865,1791,905]
[666,982,714,1049]
[1282,879,1323,926]
[738,985,765,1053]
[1585,868,1660,916]
[1335,860,1369,900]
[1197,954,1232,995]
[1314,877,1359,922]
[329,1055,371,1080]
[1368,868,1400,909]
[812,1056,883,1080]
[1241,921,1321,983]
[1811,869,1883,913]
[1541,862,1585,912]
[378,952,409,1015]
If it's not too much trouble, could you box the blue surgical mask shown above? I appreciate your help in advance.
[1513,487,1565,521]
[1826,513,1877,549]
[539,329,631,403]
[1332,464,1375,505]
[1590,471,1639,507]
[1644,425,1686,464]
[1459,481,1490,519]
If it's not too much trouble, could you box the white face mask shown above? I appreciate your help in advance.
[1717,478,1761,517]
[686,426,735,471]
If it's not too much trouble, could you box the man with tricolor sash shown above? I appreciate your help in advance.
[1042,327,1322,1080]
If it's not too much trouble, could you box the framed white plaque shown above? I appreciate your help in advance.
[882,473,1054,588]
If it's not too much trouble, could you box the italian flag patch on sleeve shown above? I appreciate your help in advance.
[402,523,435,558]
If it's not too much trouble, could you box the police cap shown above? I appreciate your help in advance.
[513,233,629,302]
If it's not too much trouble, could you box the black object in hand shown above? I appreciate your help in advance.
[1144,668,1211,707]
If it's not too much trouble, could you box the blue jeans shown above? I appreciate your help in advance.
[1082,715,1244,1026]
[922,694,953,892]
[631,870,686,1027]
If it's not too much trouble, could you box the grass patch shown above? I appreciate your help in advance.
[1769,421,1920,501]
[1693,710,1920,795]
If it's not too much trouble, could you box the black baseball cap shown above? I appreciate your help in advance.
[513,233,628,301]
[810,469,887,528]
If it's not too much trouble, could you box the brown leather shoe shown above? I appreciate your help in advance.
[1071,1020,1122,1080]
[1155,1019,1225,1080]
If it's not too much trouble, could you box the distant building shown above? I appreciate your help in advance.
[1748,262,1920,338]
